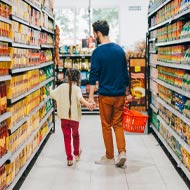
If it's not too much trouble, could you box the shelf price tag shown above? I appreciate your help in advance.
[135,66,141,72]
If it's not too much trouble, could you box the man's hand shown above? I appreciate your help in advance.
[126,94,132,102]
[88,98,96,109]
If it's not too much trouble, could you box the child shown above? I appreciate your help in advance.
[50,68,94,166]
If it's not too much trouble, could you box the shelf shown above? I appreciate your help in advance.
[1,0,12,6]
[82,111,99,115]
[149,8,190,31]
[8,77,54,104]
[157,97,190,125]
[42,8,54,21]
[23,0,41,12]
[9,97,50,134]
[0,16,12,24]
[8,108,54,162]
[10,61,53,74]
[8,116,28,134]
[82,107,99,115]
[28,96,50,118]
[156,38,190,47]
[157,79,190,98]
[150,103,158,114]
[11,15,41,31]
[41,27,54,35]
[0,36,12,43]
[7,91,28,105]
[149,19,169,31]
[157,115,190,154]
[0,56,11,62]
[10,66,37,74]
[157,61,190,70]
[149,63,157,68]
[39,108,54,129]
[30,24,41,31]
[149,38,157,42]
[0,112,12,123]
[6,122,53,190]
[59,54,91,59]
[149,50,157,54]
[148,0,172,17]
[41,44,54,49]
[0,75,11,82]
[0,152,11,167]
[151,123,190,181]
[150,76,157,82]
[39,61,54,68]
[10,61,54,74]
[12,42,40,49]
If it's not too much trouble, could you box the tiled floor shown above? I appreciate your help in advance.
[19,115,189,190]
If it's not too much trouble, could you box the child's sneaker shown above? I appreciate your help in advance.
[75,150,82,162]
[67,160,73,166]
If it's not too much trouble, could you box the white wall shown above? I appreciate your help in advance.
[54,0,149,49]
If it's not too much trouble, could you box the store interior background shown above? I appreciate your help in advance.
[54,0,149,50]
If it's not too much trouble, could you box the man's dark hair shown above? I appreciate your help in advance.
[92,20,109,36]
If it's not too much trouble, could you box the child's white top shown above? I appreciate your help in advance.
[50,83,83,121]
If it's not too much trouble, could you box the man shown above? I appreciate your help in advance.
[89,20,130,167]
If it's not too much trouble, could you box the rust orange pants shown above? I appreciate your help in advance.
[99,95,126,159]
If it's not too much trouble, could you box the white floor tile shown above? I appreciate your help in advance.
[19,115,189,190]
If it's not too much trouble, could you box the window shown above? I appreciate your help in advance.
[55,7,119,45]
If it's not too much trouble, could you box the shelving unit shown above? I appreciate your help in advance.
[148,0,190,180]
[0,0,55,188]
[56,54,99,114]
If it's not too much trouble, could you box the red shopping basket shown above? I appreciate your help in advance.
[122,107,148,133]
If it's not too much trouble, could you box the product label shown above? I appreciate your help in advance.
[135,66,141,72]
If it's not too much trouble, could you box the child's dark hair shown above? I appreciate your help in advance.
[92,20,109,36]
[65,68,80,119]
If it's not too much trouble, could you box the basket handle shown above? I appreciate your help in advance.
[124,99,129,109]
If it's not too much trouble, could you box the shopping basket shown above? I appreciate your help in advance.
[122,106,148,133]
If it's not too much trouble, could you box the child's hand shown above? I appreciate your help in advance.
[48,85,53,92]
[87,102,95,111]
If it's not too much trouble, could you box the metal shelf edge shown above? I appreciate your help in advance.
[157,61,190,70]
[156,38,190,47]
[10,61,54,74]
[148,0,172,17]
[6,126,51,190]
[0,36,12,43]
[150,104,158,113]
[157,97,190,125]
[0,75,11,82]
[157,115,190,154]
[1,0,12,6]
[151,124,190,180]
[0,152,11,167]
[23,0,41,12]
[0,56,11,62]
[9,116,28,134]
[0,16,12,24]
[157,79,190,98]
[0,112,12,123]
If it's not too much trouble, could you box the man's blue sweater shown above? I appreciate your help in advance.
[89,42,129,96]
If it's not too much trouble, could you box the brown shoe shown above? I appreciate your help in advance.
[75,150,82,162]
[67,160,73,166]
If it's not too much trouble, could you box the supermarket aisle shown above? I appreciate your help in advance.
[20,115,188,190]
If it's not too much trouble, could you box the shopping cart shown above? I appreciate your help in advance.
[122,106,148,133]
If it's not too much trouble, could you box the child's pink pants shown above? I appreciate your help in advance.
[61,119,80,161]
